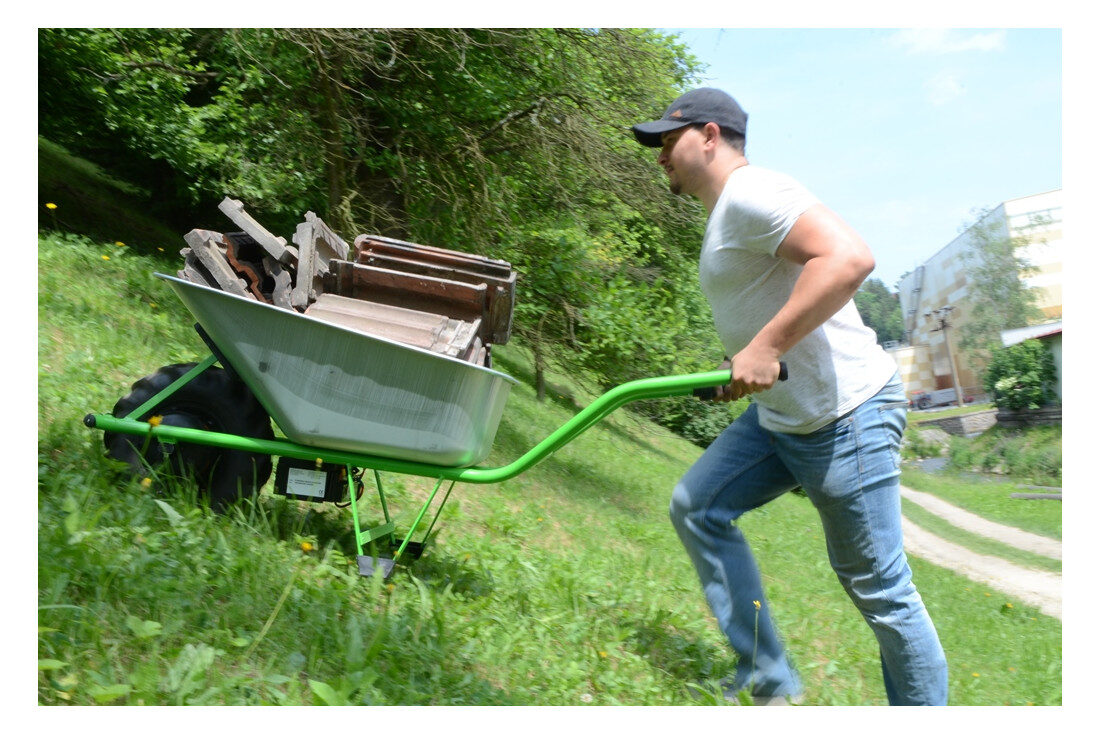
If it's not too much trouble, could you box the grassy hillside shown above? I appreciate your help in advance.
[38,231,1061,706]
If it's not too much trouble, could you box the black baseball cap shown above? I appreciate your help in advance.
[631,88,748,147]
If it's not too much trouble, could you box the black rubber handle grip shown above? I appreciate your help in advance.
[693,361,788,400]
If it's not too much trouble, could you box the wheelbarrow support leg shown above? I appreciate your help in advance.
[351,467,397,578]
[355,475,456,579]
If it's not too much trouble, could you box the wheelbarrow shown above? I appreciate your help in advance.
[84,274,785,578]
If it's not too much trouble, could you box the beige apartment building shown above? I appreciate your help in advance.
[889,189,1062,401]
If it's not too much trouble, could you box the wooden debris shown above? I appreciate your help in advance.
[178,248,220,290]
[171,198,516,368]
[218,197,298,267]
[327,260,488,324]
[291,212,351,309]
[354,234,514,344]
[223,233,268,301]
[183,229,255,299]
[262,256,295,311]
[305,294,480,359]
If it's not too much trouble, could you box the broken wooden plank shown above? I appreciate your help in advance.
[223,233,270,303]
[290,220,315,309]
[304,293,479,358]
[291,212,352,309]
[178,249,220,289]
[307,211,349,260]
[354,234,512,277]
[353,237,515,344]
[353,251,515,343]
[461,337,488,367]
[183,229,255,299]
[327,260,488,323]
[262,256,295,311]
[355,249,512,286]
[218,197,298,266]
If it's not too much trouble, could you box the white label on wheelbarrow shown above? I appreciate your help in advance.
[287,468,326,499]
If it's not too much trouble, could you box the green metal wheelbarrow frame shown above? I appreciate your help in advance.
[84,354,747,578]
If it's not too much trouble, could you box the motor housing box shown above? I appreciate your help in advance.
[274,457,348,503]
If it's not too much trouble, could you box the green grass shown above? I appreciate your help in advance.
[38,230,1061,706]
[901,469,1061,541]
[37,137,184,251]
[948,425,1062,485]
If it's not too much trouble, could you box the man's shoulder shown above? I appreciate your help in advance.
[728,165,807,192]
[719,166,817,215]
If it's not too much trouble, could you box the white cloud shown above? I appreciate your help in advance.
[890,29,1007,55]
[925,71,965,105]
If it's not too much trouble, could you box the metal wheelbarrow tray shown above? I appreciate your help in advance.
[162,273,515,467]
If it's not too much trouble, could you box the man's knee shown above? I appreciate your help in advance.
[669,480,695,529]
[835,563,921,625]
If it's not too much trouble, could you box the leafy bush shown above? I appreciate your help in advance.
[649,397,747,448]
[901,427,947,460]
[983,339,1057,411]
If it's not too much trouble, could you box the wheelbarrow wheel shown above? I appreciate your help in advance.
[104,362,274,510]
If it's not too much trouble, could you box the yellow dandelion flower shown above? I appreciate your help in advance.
[116,241,125,247]
[1006,603,1013,609]
[299,541,314,552]
[972,673,980,678]
[101,255,110,261]
[753,600,761,610]
[157,247,164,252]
[598,651,608,659]
[147,415,162,427]
[140,477,153,489]
[537,517,543,522]
[46,202,58,210]
[1009,667,1016,672]
[385,583,396,593]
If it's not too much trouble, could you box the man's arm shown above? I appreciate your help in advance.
[714,203,875,402]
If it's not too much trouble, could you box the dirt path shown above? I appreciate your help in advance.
[900,486,1061,560]
[899,485,1062,620]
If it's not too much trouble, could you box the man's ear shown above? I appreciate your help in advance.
[702,121,723,148]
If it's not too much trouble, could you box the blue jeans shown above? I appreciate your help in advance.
[670,374,948,704]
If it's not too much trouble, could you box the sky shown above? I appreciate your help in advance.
[662,28,1062,291]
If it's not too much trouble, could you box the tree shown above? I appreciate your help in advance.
[39,27,745,442]
[983,339,1057,410]
[956,208,1045,370]
[854,278,904,344]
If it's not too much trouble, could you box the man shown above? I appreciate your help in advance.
[632,88,947,705]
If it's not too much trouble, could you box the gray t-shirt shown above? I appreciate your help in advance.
[700,165,897,434]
